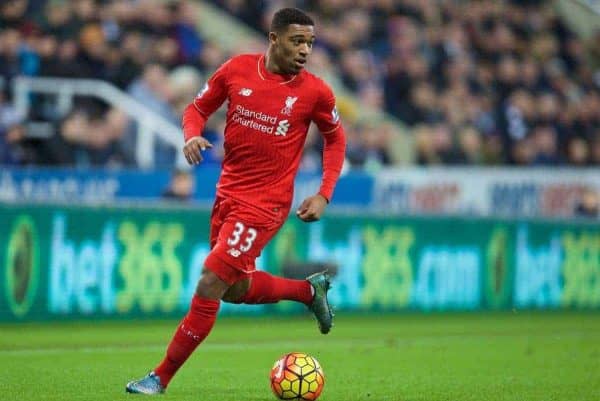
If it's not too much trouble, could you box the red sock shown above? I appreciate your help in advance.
[154,295,220,387]
[237,271,313,305]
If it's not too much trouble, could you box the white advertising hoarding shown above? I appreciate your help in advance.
[373,167,600,217]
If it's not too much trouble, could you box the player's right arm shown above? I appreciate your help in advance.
[182,60,231,165]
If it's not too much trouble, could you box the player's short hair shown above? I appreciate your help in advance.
[270,8,314,33]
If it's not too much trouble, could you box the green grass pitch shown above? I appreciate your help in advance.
[1,312,599,401]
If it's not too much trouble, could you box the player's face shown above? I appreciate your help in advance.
[273,24,315,75]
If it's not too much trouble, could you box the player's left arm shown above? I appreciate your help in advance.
[296,84,346,222]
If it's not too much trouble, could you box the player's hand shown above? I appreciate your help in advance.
[296,194,328,222]
[183,136,213,165]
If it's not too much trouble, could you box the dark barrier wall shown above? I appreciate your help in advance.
[1,204,599,321]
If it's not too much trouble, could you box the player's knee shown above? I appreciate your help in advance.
[221,277,251,303]
[195,269,230,300]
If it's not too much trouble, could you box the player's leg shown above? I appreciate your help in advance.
[217,204,333,333]
[222,270,312,304]
[125,269,229,394]
[152,270,228,384]
[221,277,251,302]
[126,197,234,394]
[223,270,334,334]
[220,215,313,305]
[305,271,334,334]
[220,216,313,306]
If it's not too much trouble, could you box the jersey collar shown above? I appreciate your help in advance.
[257,55,299,84]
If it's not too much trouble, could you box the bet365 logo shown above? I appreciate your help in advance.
[5,216,39,318]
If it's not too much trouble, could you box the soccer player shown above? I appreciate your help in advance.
[126,8,346,395]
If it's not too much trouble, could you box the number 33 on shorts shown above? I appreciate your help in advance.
[226,222,257,253]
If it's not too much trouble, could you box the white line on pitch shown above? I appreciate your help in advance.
[0,331,591,356]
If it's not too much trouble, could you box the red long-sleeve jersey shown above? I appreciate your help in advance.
[183,54,346,221]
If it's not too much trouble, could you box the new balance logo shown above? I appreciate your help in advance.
[276,120,290,136]
[239,88,253,96]
[227,248,241,257]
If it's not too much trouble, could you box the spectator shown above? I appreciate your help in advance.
[168,65,203,115]
[125,63,178,166]
[590,134,600,165]
[456,126,483,164]
[573,187,599,218]
[35,106,127,166]
[0,88,26,164]
[162,168,195,201]
[566,137,590,166]
[531,125,561,165]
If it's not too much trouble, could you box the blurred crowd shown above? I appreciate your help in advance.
[216,0,600,166]
[1,0,600,169]
[0,0,228,167]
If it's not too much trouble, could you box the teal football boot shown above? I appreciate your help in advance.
[306,271,334,334]
[126,371,165,395]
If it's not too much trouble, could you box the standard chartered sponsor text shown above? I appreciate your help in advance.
[233,105,279,134]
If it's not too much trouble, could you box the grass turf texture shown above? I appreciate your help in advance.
[1,312,599,401]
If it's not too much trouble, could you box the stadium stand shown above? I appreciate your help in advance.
[1,0,599,170]
[211,0,600,166]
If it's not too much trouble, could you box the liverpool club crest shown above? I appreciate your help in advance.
[281,96,298,115]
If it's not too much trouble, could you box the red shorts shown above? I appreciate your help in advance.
[204,196,283,285]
